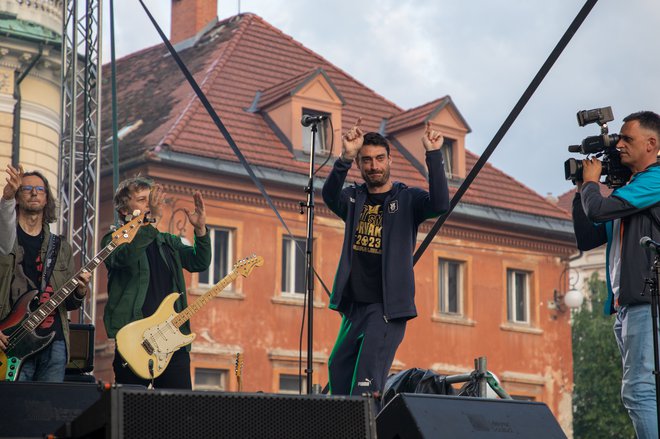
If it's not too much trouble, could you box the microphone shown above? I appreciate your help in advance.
[301,114,328,127]
[640,236,660,251]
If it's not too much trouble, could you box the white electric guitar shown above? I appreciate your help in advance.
[116,254,263,380]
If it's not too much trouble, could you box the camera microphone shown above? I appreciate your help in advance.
[568,145,582,153]
[640,236,660,251]
[301,115,328,127]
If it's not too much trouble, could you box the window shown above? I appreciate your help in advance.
[278,373,307,394]
[441,138,454,178]
[301,109,329,154]
[507,269,530,323]
[438,259,464,315]
[198,227,233,286]
[194,368,228,391]
[282,236,306,295]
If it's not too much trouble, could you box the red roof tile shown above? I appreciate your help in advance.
[386,96,470,134]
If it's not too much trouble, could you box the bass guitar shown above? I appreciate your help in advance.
[116,254,263,380]
[0,212,151,381]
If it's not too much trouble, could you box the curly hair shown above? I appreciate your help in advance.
[361,132,390,155]
[113,176,154,221]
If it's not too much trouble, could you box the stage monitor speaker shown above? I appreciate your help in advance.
[376,393,567,439]
[66,323,95,374]
[62,387,376,439]
[0,381,103,439]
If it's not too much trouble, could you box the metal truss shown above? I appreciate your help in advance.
[58,0,102,325]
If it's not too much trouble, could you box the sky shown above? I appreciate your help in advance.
[101,1,660,198]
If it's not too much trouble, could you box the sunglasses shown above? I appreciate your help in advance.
[20,185,46,193]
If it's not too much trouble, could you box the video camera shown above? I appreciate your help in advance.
[564,106,631,188]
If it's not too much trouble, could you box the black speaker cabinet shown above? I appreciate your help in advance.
[0,381,103,438]
[376,393,567,439]
[61,387,376,439]
[66,323,95,374]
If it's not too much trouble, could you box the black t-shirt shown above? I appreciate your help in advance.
[347,191,389,303]
[17,226,64,340]
[141,240,175,318]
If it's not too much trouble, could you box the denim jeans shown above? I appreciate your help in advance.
[614,304,659,439]
[18,339,67,382]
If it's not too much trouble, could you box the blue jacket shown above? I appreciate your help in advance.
[572,164,660,314]
[322,150,449,320]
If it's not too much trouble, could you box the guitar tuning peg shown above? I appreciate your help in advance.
[132,209,141,217]
[109,224,117,232]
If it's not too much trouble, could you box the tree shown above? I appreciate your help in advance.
[572,272,635,438]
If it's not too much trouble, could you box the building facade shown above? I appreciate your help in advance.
[0,0,62,187]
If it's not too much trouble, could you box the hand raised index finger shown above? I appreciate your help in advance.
[355,117,362,128]
[194,192,205,210]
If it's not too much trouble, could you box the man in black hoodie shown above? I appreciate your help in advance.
[322,118,449,399]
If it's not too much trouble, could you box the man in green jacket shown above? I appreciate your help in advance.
[103,176,211,389]
[0,166,90,381]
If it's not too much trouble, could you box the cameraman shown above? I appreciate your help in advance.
[573,111,660,438]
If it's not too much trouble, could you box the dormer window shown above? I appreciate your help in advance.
[383,96,469,180]
[255,67,344,162]
[302,109,330,154]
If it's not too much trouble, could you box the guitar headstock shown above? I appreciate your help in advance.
[111,210,151,247]
[234,254,264,278]
[235,352,243,378]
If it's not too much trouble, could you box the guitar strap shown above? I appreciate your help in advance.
[40,234,61,294]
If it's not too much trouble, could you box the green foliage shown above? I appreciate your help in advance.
[572,272,635,438]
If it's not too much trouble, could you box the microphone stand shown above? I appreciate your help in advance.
[301,121,320,394]
[649,253,660,437]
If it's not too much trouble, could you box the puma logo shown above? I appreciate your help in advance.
[357,378,373,387]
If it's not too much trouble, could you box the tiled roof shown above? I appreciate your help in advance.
[101,13,569,221]
[257,67,344,110]
[386,96,470,134]
[556,189,575,213]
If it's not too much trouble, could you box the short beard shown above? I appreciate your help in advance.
[18,199,45,215]
[363,168,390,189]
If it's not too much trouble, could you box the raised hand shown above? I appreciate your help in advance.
[422,121,444,151]
[185,191,206,237]
[341,117,364,161]
[148,184,167,220]
[3,164,24,200]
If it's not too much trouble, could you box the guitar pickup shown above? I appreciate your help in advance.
[141,339,154,355]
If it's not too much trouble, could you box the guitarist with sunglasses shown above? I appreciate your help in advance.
[0,165,91,381]
[103,176,211,389]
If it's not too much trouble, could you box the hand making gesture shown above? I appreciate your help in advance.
[185,191,207,237]
[3,164,24,201]
[148,184,167,223]
[341,117,364,161]
[422,121,444,151]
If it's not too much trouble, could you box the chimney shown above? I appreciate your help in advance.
[171,0,218,45]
